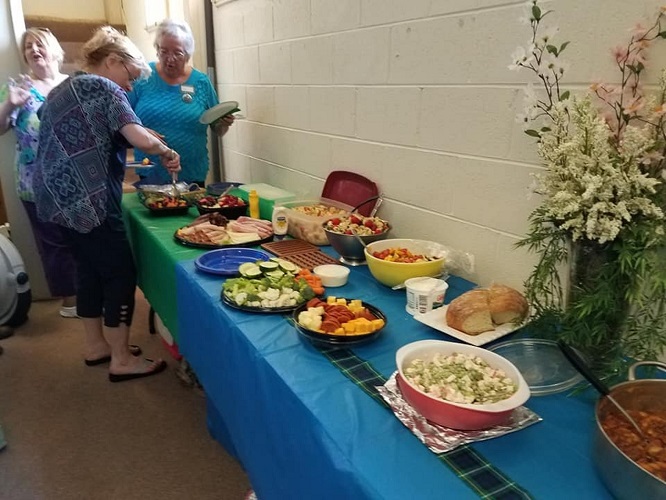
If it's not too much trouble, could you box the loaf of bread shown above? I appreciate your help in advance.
[488,284,529,325]
[445,289,494,334]
[446,284,528,335]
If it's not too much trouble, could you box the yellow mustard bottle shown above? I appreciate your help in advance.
[249,189,260,219]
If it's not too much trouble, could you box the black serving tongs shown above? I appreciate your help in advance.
[557,340,645,438]
[350,195,383,217]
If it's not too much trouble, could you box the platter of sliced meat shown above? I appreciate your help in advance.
[174,214,274,248]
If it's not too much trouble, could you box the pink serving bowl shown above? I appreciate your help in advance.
[395,340,531,430]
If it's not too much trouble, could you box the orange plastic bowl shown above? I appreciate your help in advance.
[396,340,530,430]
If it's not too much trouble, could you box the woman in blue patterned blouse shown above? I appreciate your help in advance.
[33,27,181,382]
[0,27,77,318]
[128,19,234,186]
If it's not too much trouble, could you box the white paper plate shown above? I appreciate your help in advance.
[199,101,240,125]
[413,304,526,346]
[126,161,155,169]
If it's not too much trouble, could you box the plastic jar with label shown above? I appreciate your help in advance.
[272,206,288,240]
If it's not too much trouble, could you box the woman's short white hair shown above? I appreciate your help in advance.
[154,19,195,57]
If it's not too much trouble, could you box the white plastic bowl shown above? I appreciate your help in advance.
[313,264,350,287]
[396,340,531,430]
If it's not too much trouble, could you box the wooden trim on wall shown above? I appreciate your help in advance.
[23,16,126,42]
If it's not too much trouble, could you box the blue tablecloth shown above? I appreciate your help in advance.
[175,258,613,499]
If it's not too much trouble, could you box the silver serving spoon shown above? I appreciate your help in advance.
[171,171,179,199]
[558,340,645,438]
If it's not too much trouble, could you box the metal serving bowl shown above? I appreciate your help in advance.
[323,221,391,265]
[593,361,666,499]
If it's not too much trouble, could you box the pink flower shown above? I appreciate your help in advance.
[629,23,648,38]
[624,96,645,114]
[612,46,629,63]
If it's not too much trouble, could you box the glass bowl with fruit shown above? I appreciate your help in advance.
[195,193,248,219]
[322,214,391,265]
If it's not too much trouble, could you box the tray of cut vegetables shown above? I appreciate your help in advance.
[221,260,323,313]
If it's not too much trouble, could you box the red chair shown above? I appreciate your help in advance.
[321,171,380,216]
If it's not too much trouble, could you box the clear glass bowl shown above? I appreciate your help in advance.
[488,338,584,395]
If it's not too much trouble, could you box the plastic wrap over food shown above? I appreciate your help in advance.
[137,182,197,195]
[438,245,475,277]
[377,372,542,454]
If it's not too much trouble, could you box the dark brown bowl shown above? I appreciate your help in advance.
[195,201,248,219]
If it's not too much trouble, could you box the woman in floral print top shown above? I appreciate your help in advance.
[0,27,77,318]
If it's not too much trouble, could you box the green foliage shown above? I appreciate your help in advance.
[517,218,666,378]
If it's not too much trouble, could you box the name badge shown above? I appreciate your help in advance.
[181,85,195,103]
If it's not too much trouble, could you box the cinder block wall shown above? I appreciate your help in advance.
[211,0,666,288]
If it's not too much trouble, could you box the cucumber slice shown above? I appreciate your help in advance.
[238,263,262,278]
[259,261,279,272]
[278,260,298,274]
[265,270,285,280]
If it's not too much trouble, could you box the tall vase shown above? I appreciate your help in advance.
[564,238,629,377]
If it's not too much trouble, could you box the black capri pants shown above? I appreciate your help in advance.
[67,222,137,327]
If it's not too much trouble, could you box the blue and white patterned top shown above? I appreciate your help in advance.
[128,62,218,184]
[33,73,141,233]
[0,84,46,202]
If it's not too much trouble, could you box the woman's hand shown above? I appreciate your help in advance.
[213,114,235,136]
[7,75,33,108]
[159,148,181,174]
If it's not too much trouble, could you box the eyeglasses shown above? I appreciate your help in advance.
[122,61,140,84]
[157,47,187,61]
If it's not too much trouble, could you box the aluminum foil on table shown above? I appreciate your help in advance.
[377,372,542,454]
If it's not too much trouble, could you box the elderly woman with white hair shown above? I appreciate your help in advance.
[129,18,233,186]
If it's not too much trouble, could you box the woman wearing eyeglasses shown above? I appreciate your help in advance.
[0,27,78,319]
[33,27,181,382]
[128,18,234,186]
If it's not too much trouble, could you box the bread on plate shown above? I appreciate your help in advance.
[445,289,493,334]
[446,284,528,335]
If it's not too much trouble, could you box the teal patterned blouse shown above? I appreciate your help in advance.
[0,84,46,202]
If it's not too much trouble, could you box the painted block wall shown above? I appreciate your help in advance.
[211,0,666,289]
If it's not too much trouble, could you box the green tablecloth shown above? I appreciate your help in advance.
[122,193,204,342]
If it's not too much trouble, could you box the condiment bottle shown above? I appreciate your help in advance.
[272,206,288,240]
[249,190,260,219]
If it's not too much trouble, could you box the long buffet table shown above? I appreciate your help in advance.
[122,194,612,499]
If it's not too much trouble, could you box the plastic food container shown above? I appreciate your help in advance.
[230,183,296,220]
[313,264,350,287]
[404,277,448,315]
[278,198,353,245]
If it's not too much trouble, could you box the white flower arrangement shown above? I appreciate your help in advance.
[508,0,666,375]
[510,0,666,244]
